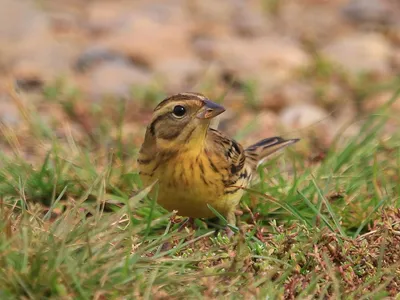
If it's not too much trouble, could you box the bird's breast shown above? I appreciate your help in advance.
[139,150,233,218]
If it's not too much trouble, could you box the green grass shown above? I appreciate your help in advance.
[0,84,399,299]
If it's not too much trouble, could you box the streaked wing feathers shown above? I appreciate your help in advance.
[245,137,299,169]
[208,128,245,175]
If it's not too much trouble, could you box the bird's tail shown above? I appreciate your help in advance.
[245,137,299,170]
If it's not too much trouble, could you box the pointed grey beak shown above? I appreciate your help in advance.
[196,100,225,119]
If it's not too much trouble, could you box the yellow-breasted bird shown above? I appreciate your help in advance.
[138,93,299,225]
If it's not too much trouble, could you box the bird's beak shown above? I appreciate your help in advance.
[196,100,225,119]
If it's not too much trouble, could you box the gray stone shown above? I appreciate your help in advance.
[213,36,311,92]
[322,33,392,75]
[153,57,204,91]
[87,61,152,100]
[342,0,396,26]
[0,94,21,126]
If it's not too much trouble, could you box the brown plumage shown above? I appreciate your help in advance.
[138,92,299,225]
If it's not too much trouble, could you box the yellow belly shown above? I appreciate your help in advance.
[139,152,244,219]
[157,183,244,218]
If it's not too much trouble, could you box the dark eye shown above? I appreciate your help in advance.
[172,105,186,118]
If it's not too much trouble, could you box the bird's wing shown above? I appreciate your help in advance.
[206,129,250,189]
[245,137,299,170]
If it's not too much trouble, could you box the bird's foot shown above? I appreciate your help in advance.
[224,226,235,238]
[177,217,196,232]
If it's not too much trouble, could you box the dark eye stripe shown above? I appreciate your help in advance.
[149,114,169,136]
[157,128,182,140]
[150,111,191,140]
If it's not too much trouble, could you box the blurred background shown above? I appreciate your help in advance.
[1,2,400,297]
[0,0,399,152]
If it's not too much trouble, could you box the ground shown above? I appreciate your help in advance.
[0,0,400,299]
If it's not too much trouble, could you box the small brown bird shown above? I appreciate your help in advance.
[138,93,298,225]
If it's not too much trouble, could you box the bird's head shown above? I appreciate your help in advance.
[145,92,225,151]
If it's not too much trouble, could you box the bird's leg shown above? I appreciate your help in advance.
[205,217,223,235]
[208,212,237,237]
[178,217,196,231]
[227,211,237,227]
[225,211,237,238]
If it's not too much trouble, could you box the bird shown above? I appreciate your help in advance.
[138,92,299,226]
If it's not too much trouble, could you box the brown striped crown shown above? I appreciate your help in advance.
[154,92,207,111]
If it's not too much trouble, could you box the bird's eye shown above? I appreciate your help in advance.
[172,105,186,118]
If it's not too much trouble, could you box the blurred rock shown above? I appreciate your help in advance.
[0,0,397,145]
[261,81,314,111]
[11,41,75,83]
[153,57,204,91]
[85,1,132,34]
[362,91,400,113]
[333,102,359,137]
[213,36,310,91]
[100,4,193,67]
[316,81,349,107]
[140,1,187,21]
[388,29,400,47]
[280,104,330,129]
[342,0,395,26]
[74,47,131,72]
[191,0,271,37]
[85,61,153,100]
[231,2,271,37]
[280,2,346,42]
[0,93,21,126]
[391,48,400,71]
[0,0,77,84]
[279,104,335,146]
[0,0,47,42]
[192,36,217,60]
[241,111,280,146]
[220,110,279,146]
[189,0,236,36]
[48,11,81,36]
[322,33,392,75]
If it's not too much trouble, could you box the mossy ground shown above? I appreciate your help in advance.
[0,83,399,299]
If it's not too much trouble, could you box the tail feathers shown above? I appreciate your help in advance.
[245,137,299,169]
